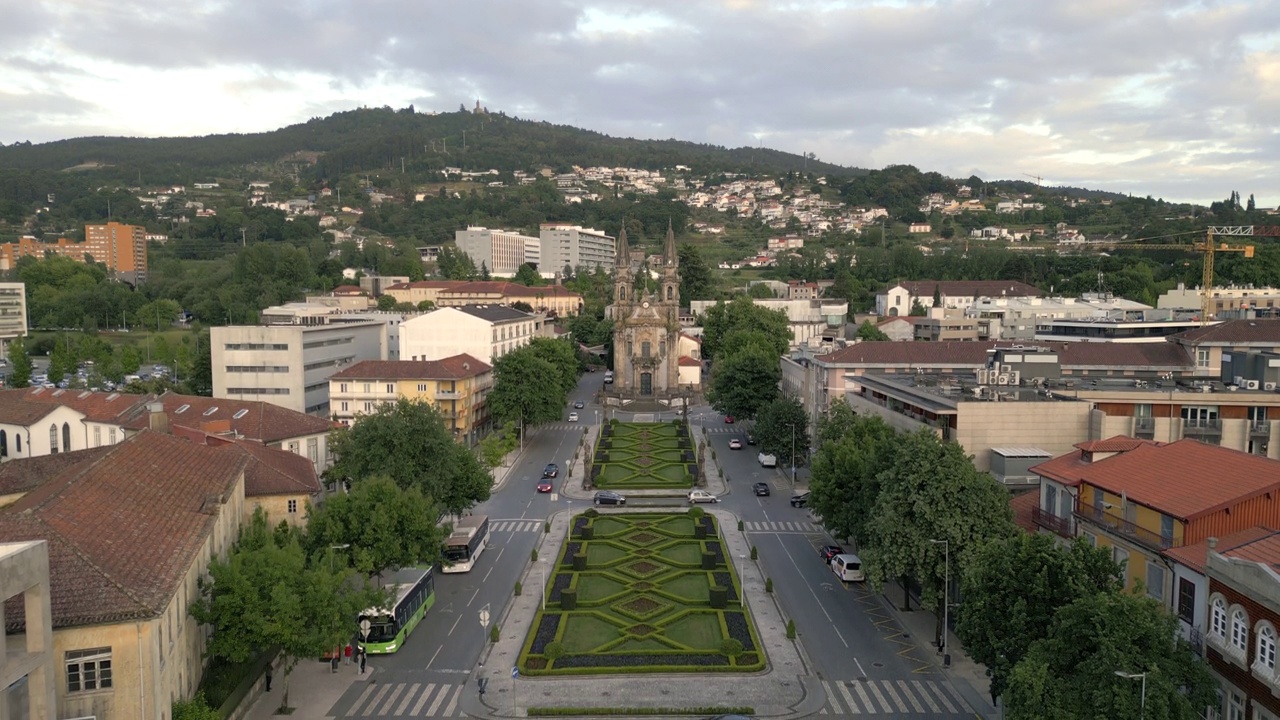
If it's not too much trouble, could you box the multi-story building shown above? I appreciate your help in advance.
[0,540,56,719]
[383,280,582,317]
[1202,531,1280,720]
[876,280,1042,317]
[329,354,493,444]
[399,306,539,365]
[454,227,541,277]
[691,297,848,348]
[259,304,417,361]
[538,224,615,275]
[212,321,387,415]
[1033,317,1205,343]
[0,282,28,358]
[0,222,148,283]
[912,308,981,342]
[1029,436,1154,542]
[967,294,1152,341]
[1159,282,1280,317]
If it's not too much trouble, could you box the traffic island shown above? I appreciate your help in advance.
[591,421,696,491]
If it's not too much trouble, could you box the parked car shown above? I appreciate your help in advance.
[752,482,770,497]
[536,478,553,493]
[542,463,559,479]
[746,432,757,446]
[820,544,845,564]
[573,400,585,409]
[790,491,810,508]
[688,490,720,504]
[757,452,778,468]
[723,415,735,424]
[593,490,627,506]
[568,412,579,422]
[728,438,743,450]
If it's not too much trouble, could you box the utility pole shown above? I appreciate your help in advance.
[240,228,246,247]
[401,157,405,174]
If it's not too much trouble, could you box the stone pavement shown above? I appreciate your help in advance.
[242,652,377,720]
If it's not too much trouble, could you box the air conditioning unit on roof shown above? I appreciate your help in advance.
[1246,380,1260,390]
[1265,382,1277,392]
[997,373,1011,385]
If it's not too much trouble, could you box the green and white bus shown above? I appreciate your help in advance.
[442,514,489,573]
[357,567,436,654]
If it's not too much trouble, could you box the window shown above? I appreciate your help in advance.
[666,286,673,301]
[93,426,101,448]
[363,402,372,413]
[307,438,318,464]
[62,422,70,451]
[1112,546,1128,572]
[1145,562,1165,602]
[1256,623,1277,675]
[1045,484,1058,516]
[1197,348,1211,369]
[386,383,394,393]
[287,499,298,514]
[1082,532,1096,547]
[1177,578,1196,623]
[1212,597,1228,640]
[1227,691,1244,720]
[66,648,113,692]
[340,383,348,393]
[642,341,651,358]
[340,402,348,412]
[363,383,371,393]
[1160,515,1174,544]
[0,429,6,457]
[418,384,428,392]
[108,428,116,444]
[49,424,58,454]
[15,435,20,453]
[1231,608,1249,654]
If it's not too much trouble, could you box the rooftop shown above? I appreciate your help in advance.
[819,339,1194,372]
[1164,526,1280,574]
[119,391,333,444]
[1218,529,1280,571]
[331,354,492,381]
[8,387,147,424]
[891,280,1043,298]
[1172,318,1280,345]
[454,305,536,323]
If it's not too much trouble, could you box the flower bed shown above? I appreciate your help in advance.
[518,511,765,675]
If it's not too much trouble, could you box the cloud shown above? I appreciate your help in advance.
[1,0,1278,204]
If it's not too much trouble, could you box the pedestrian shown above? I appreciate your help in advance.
[359,647,367,675]
[345,641,353,665]
[331,654,339,673]
[265,665,273,692]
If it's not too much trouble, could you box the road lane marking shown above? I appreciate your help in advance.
[347,683,378,716]
[377,684,404,715]
[442,684,463,716]
[865,680,891,713]
[447,614,462,636]
[467,588,480,606]
[360,684,391,716]
[896,679,925,713]
[879,679,908,713]
[482,566,493,583]
[913,680,940,712]
[925,682,958,713]
[837,681,863,714]
[854,657,866,677]
[425,646,441,669]
[426,682,450,715]
[395,684,421,715]
[410,684,436,715]
[852,681,876,714]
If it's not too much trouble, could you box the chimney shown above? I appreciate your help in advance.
[147,401,169,434]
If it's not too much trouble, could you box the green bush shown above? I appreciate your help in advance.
[687,506,705,519]
[544,641,565,660]
[786,619,796,640]
[765,577,774,593]
[490,624,500,642]
[737,519,744,531]
[720,638,744,657]
[173,692,220,720]
[750,545,758,560]
[584,507,600,518]
[515,581,523,596]
[527,707,755,717]
[561,588,578,610]
[709,585,728,609]
[544,520,551,533]
[532,548,539,561]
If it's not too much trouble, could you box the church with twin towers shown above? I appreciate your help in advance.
[607,222,688,405]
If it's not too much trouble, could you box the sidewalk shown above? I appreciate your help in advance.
[242,654,376,720]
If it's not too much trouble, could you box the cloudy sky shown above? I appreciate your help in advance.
[3,0,1278,205]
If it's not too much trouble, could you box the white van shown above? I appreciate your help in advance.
[757,452,777,468]
[831,553,864,583]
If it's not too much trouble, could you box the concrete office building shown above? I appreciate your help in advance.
[0,282,28,359]
[454,227,540,277]
[400,306,540,365]
[539,224,616,275]
[212,321,387,415]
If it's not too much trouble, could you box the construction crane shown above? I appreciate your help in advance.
[1022,173,1044,186]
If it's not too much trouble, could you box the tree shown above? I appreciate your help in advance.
[376,295,397,311]
[488,346,569,430]
[523,337,581,397]
[957,534,1123,701]
[699,296,791,362]
[513,263,544,286]
[1004,591,1217,720]
[134,298,182,332]
[172,693,221,720]
[7,338,31,388]
[748,283,775,299]
[436,246,476,280]
[479,261,491,280]
[417,300,435,311]
[752,396,810,468]
[706,342,781,420]
[932,284,942,308]
[305,476,443,577]
[808,409,897,543]
[190,509,380,713]
[327,398,491,515]
[862,430,1015,640]
[477,420,519,468]
[855,320,889,341]
[909,298,928,316]
[47,337,74,383]
[677,244,714,302]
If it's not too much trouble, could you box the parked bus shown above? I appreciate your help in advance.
[442,514,489,573]
[357,567,436,654]
[831,553,865,583]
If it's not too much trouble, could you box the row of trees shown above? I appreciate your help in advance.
[702,297,791,422]
[806,403,1217,717]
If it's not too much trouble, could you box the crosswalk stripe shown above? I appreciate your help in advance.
[837,681,864,714]
[362,684,392,716]
[395,683,420,715]
[879,680,908,713]
[378,684,405,715]
[410,683,436,715]
[852,681,876,714]
[426,683,449,716]
[940,682,973,712]
[925,682,957,713]
[913,680,940,713]
[348,684,379,716]
[442,685,462,716]
[865,680,891,713]
[896,680,925,713]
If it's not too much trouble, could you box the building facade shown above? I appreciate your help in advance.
[876,280,1042,317]
[454,227,541,277]
[0,282,28,360]
[690,297,848,348]
[538,224,615,275]
[329,355,493,444]
[1204,533,1280,720]
[610,225,682,399]
[383,280,582,317]
[212,322,388,415]
[0,223,148,284]
[399,306,538,365]
[0,540,56,720]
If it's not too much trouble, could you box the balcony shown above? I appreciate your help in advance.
[1134,417,1155,438]
[1182,418,1221,433]
[1031,506,1076,538]
[435,389,461,400]
[1250,420,1270,436]
[1077,500,1180,551]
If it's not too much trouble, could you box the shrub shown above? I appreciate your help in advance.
[786,619,796,640]
[561,588,578,610]
[584,508,600,518]
[737,519,744,531]
[719,638,744,657]
[709,585,728,609]
[572,554,587,571]
[544,641,566,660]
[515,581,523,596]
[532,548,539,561]
[173,692,220,720]
[765,577,773,593]
[687,506,705,519]
[490,624,500,642]
[701,551,717,570]
[750,545,758,560]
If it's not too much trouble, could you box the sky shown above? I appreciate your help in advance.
[2,0,1278,206]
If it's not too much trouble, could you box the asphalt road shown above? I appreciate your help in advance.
[327,378,980,719]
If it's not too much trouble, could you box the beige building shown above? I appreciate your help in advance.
[383,281,583,317]
[1158,282,1280,317]
[0,282,28,360]
[400,306,539,365]
[690,297,848,348]
[329,355,493,444]
[0,540,56,720]
[538,224,615,275]
[913,308,981,342]
[454,227,541,277]
[0,428,249,720]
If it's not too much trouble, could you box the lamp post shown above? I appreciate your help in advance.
[1114,671,1147,719]
[929,538,950,665]
[536,559,545,611]
[790,423,797,484]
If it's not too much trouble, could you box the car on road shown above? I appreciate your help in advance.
[728,438,743,450]
[573,400,585,409]
[723,415,735,424]
[568,412,579,422]
[746,432,757,445]
[752,482,770,497]
[542,463,559,478]
[688,490,720,504]
[820,544,845,564]
[790,491,810,508]
[593,490,627,506]
[536,478,553,493]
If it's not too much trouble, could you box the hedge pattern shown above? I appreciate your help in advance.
[592,422,696,490]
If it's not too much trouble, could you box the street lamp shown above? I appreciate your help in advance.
[535,559,546,611]
[929,538,950,665]
[789,423,797,485]
[1114,670,1147,719]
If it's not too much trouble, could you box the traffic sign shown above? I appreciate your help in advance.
[359,618,371,640]
[479,609,490,628]
[512,667,519,679]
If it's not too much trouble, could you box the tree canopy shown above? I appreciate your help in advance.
[705,341,781,420]
[808,403,898,543]
[698,296,790,362]
[305,476,444,577]
[752,396,810,467]
[487,338,580,429]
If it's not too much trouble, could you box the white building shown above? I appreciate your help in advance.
[454,227,541,277]
[1158,283,1280,317]
[967,294,1153,341]
[212,322,388,415]
[538,224,616,275]
[399,305,540,365]
[876,280,1043,317]
[690,298,848,348]
[0,282,27,359]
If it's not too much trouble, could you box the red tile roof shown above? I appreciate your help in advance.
[1075,439,1280,521]
[0,431,247,630]
[893,280,1042,298]
[1075,436,1158,454]
[330,354,492,381]
[1010,492,1039,533]
[120,392,332,444]
[0,396,62,425]
[678,356,702,367]
[13,387,151,424]
[171,426,321,498]
[0,446,114,496]
[1163,526,1279,574]
[1218,529,1280,571]
[331,285,366,295]
[1173,319,1280,345]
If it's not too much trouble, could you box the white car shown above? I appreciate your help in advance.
[568,412,579,422]
[688,490,719,504]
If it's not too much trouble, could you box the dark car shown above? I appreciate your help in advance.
[573,400,585,409]
[593,490,627,506]
[790,491,810,508]
[542,463,559,479]
[536,478,553,493]
[820,544,845,564]
[746,432,757,446]
[752,482,770,497]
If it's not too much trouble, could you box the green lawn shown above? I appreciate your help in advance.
[593,421,695,491]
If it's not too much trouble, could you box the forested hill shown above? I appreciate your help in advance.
[0,106,857,182]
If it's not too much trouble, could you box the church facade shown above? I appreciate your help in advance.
[610,224,683,400]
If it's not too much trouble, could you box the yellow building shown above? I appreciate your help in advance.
[384,280,583,316]
[0,427,249,720]
[328,354,494,444]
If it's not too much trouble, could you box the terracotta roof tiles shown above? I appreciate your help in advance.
[13,387,151,423]
[1173,319,1280,345]
[0,396,61,425]
[331,355,492,381]
[1218,530,1280,570]
[1163,526,1279,574]
[0,446,114,496]
[120,392,332,444]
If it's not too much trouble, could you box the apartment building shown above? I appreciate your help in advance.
[399,306,538,365]
[329,355,493,444]
[876,280,1041,317]
[1202,532,1280,720]
[212,321,387,415]
[967,294,1152,341]
[1159,282,1280,317]
[0,540,56,719]
[454,227,541,276]
[383,280,583,316]
[0,282,28,359]
[691,297,848,347]
[538,224,616,274]
[0,222,148,283]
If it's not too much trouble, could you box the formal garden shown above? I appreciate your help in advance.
[589,420,697,490]
[517,510,764,675]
